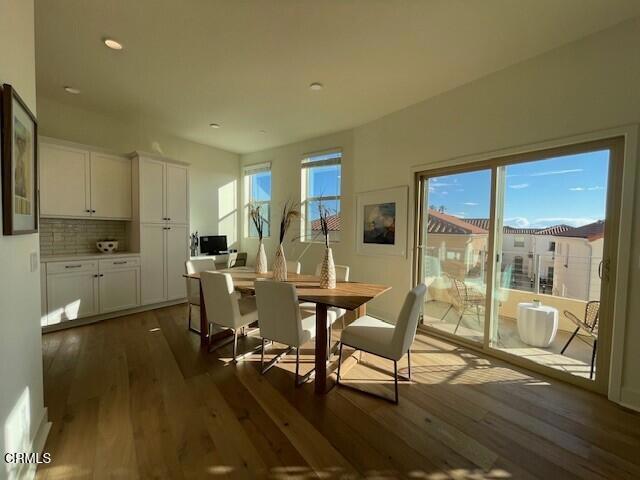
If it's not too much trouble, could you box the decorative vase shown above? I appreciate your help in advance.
[319,247,336,289]
[255,241,267,274]
[273,244,288,281]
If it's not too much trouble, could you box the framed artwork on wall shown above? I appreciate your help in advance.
[1,83,38,235]
[356,185,408,257]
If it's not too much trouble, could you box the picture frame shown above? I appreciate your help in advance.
[356,185,408,257]
[1,83,38,235]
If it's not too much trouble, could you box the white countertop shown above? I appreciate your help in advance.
[41,252,140,263]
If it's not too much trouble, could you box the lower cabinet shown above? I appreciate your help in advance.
[140,223,188,305]
[43,257,141,326]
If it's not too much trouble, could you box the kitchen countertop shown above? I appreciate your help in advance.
[41,252,140,263]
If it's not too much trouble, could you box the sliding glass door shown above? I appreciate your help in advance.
[415,137,623,391]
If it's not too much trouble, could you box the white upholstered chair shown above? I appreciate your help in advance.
[185,258,217,333]
[200,271,259,362]
[286,260,301,274]
[337,283,427,404]
[254,280,316,386]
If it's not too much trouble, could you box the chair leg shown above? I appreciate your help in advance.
[590,339,597,380]
[561,327,580,354]
[295,348,300,386]
[441,304,453,321]
[261,338,266,370]
[336,342,343,385]
[407,350,411,380]
[232,329,238,363]
[394,360,399,405]
[453,311,464,335]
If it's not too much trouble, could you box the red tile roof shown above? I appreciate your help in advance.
[427,210,488,234]
[311,214,341,231]
[556,220,605,241]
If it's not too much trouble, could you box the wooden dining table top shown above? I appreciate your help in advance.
[184,267,391,310]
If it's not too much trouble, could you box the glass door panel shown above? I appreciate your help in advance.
[490,149,610,381]
[420,169,492,344]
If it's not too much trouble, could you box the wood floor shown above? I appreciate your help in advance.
[37,304,640,479]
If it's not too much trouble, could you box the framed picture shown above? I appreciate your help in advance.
[1,84,38,235]
[356,185,408,257]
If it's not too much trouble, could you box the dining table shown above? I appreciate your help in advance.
[183,267,391,394]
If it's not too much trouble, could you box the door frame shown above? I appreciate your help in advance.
[410,126,637,399]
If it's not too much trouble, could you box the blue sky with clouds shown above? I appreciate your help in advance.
[427,150,609,228]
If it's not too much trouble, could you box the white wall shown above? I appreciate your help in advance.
[36,98,241,248]
[240,17,640,408]
[0,1,47,479]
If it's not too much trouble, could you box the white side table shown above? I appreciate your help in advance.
[516,302,559,347]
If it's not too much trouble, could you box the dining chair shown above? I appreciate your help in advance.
[561,300,599,379]
[286,260,301,274]
[254,280,316,386]
[184,258,217,333]
[200,271,259,362]
[337,283,427,404]
[226,252,238,268]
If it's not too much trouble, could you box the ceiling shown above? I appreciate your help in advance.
[35,0,640,154]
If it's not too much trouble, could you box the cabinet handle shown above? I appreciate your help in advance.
[167,217,171,221]
[100,274,105,277]
[93,274,99,278]
[113,261,127,265]
[85,209,91,213]
[65,264,82,269]
[92,210,96,213]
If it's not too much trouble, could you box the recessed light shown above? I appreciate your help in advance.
[209,123,221,129]
[63,86,80,94]
[103,38,123,50]
[259,130,266,134]
[309,82,324,91]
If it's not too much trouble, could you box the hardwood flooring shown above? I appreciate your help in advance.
[37,304,640,479]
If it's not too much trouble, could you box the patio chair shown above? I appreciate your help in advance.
[560,300,599,379]
[441,273,485,335]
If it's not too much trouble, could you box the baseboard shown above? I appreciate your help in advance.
[10,408,52,480]
[620,386,640,412]
[42,299,186,333]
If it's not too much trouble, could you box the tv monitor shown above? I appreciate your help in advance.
[200,235,228,255]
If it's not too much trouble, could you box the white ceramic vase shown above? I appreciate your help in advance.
[272,244,288,281]
[319,247,336,289]
[255,241,267,274]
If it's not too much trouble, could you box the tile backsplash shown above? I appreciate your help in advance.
[40,218,129,256]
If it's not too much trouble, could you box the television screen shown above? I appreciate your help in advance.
[200,235,228,255]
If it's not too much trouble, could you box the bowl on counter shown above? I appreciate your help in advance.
[96,241,119,253]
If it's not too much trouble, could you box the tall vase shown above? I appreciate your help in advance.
[319,247,336,289]
[255,240,267,274]
[272,244,288,281]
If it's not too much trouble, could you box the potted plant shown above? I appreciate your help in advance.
[273,200,300,281]
[249,203,268,274]
[316,200,336,289]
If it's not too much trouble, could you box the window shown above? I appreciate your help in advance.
[549,241,556,252]
[301,150,342,242]
[514,236,525,248]
[514,256,523,273]
[244,163,271,238]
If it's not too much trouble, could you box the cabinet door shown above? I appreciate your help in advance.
[91,153,132,219]
[46,272,99,324]
[140,224,166,304]
[99,268,140,313]
[139,158,166,223]
[166,224,188,300]
[165,163,188,224]
[40,143,91,217]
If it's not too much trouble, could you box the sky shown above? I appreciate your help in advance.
[427,150,609,228]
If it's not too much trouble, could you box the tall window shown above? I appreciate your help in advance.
[514,236,525,248]
[301,150,342,242]
[244,163,271,238]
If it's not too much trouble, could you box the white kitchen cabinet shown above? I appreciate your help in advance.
[140,224,167,304]
[90,153,132,219]
[40,143,91,218]
[46,261,100,325]
[165,164,189,224]
[99,267,140,313]
[39,140,132,220]
[166,224,188,300]
[139,157,189,225]
[139,157,166,223]
[140,223,187,304]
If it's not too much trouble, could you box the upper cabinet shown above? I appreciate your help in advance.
[40,143,91,218]
[40,140,132,220]
[138,156,189,225]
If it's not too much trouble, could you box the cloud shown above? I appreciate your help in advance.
[530,169,583,177]
[505,217,530,228]
[463,202,479,206]
[569,187,585,191]
[509,183,529,189]
[530,217,599,227]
